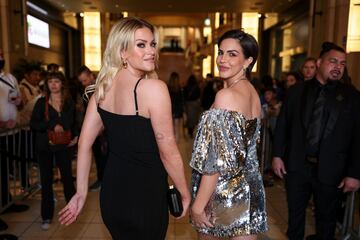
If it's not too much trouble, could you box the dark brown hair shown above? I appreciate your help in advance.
[44,72,71,110]
[168,72,180,92]
[218,29,259,79]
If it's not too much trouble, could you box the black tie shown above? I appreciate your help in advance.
[306,86,327,147]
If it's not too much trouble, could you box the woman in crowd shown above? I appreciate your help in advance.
[59,17,190,239]
[30,72,77,230]
[190,29,268,240]
[285,71,302,89]
[183,74,201,137]
[168,71,184,140]
[300,57,317,81]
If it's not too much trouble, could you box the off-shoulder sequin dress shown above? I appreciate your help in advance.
[190,108,267,238]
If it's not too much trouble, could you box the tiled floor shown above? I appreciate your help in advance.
[0,132,317,240]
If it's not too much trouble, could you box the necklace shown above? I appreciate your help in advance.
[228,77,247,88]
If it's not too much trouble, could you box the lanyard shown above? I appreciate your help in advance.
[0,76,15,89]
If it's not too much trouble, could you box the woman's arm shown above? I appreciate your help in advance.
[192,176,219,213]
[76,96,103,195]
[191,174,218,227]
[147,79,190,217]
[59,96,103,225]
[190,91,231,227]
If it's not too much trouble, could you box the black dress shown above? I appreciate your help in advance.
[98,78,169,240]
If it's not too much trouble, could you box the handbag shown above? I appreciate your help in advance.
[167,185,183,217]
[45,96,72,145]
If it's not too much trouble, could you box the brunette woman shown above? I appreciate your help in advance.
[30,72,77,230]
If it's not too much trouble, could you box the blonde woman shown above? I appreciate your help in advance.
[59,17,190,239]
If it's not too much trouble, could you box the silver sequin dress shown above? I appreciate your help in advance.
[190,108,268,238]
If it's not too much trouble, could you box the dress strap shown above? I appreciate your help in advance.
[133,78,143,115]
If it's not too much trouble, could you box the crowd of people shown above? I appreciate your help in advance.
[1,16,359,240]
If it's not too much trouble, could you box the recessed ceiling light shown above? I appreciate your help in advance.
[204,18,210,26]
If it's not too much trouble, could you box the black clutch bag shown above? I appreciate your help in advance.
[167,185,183,217]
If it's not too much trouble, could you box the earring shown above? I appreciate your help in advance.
[122,60,128,69]
[243,66,247,74]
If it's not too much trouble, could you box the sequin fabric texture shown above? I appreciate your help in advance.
[190,108,268,238]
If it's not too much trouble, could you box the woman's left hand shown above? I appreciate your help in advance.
[190,206,214,228]
[68,136,78,147]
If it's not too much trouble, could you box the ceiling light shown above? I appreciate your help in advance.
[204,18,210,26]
[26,2,48,15]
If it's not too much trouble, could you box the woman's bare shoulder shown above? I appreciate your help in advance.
[141,79,167,94]
[141,79,169,102]
[213,88,236,109]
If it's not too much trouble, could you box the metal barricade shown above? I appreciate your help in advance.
[0,127,40,213]
[258,117,274,187]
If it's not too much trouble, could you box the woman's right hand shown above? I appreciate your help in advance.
[54,124,64,133]
[58,192,86,226]
[190,205,214,228]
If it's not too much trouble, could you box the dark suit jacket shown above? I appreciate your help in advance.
[273,78,360,185]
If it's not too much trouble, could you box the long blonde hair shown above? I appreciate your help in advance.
[95,17,158,102]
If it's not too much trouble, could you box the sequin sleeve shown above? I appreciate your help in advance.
[190,109,247,175]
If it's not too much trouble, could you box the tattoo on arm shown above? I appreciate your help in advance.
[156,132,165,140]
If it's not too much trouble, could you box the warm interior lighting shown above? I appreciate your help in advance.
[122,12,128,18]
[241,12,259,72]
[215,12,220,29]
[264,13,278,30]
[204,18,210,26]
[84,12,101,71]
[203,27,212,44]
[281,28,292,72]
[223,13,227,25]
[202,55,212,79]
[214,44,219,76]
[346,0,360,52]
[63,12,78,29]
[282,56,291,72]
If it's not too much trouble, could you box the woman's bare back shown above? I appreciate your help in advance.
[213,80,261,119]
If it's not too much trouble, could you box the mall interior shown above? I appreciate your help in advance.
[0,0,360,239]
